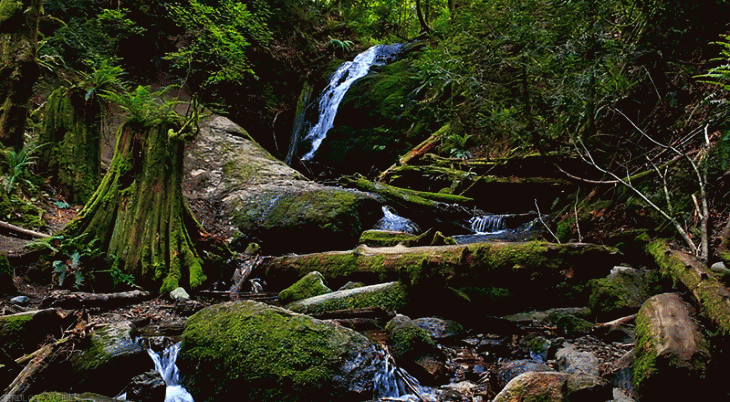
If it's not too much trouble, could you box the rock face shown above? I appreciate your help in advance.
[183,115,382,255]
[178,301,381,402]
[68,320,150,394]
[633,293,710,401]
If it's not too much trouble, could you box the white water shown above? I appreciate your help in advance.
[147,343,195,402]
[373,205,421,234]
[470,214,507,234]
[373,350,436,401]
[301,44,402,161]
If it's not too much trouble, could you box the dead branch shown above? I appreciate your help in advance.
[40,289,153,309]
[596,314,636,328]
[0,220,50,240]
[535,199,560,243]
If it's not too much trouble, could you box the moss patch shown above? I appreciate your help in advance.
[278,271,332,304]
[286,281,409,316]
[358,228,456,247]
[0,309,62,357]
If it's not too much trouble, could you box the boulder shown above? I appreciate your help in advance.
[124,370,166,402]
[496,359,553,389]
[412,317,466,341]
[633,293,710,401]
[385,314,449,385]
[285,281,409,316]
[555,344,600,377]
[493,372,611,402]
[183,115,382,255]
[0,308,64,357]
[68,320,150,394]
[178,301,381,402]
[278,271,332,305]
[589,266,666,320]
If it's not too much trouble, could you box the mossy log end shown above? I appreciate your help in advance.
[0,0,42,150]
[61,122,210,293]
[38,88,102,205]
[645,239,730,336]
[339,175,473,211]
[263,241,618,292]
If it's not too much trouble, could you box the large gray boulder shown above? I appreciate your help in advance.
[493,372,611,402]
[183,116,382,255]
[178,301,381,402]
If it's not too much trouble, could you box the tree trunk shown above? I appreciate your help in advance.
[0,0,42,150]
[415,0,432,34]
[38,87,102,204]
[61,121,208,293]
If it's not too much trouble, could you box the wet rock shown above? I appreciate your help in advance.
[710,261,730,276]
[183,116,382,255]
[125,370,166,402]
[555,344,600,376]
[10,295,29,305]
[278,271,332,304]
[285,281,408,316]
[385,314,450,385]
[496,359,553,389]
[67,320,150,394]
[170,287,190,301]
[493,372,610,402]
[526,335,551,362]
[0,308,64,356]
[179,301,381,402]
[413,317,466,341]
[589,266,663,320]
[505,307,591,327]
[633,293,710,401]
[547,311,595,336]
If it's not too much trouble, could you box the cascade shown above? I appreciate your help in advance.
[293,43,403,162]
[373,205,421,234]
[470,214,507,234]
[147,342,195,402]
[373,349,435,401]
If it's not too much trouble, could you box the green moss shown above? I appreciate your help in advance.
[278,271,332,304]
[0,314,33,354]
[385,315,439,363]
[286,281,409,316]
[633,312,658,391]
[179,301,375,402]
[0,0,22,30]
[358,228,456,247]
[588,278,630,319]
[0,190,45,229]
[30,392,120,402]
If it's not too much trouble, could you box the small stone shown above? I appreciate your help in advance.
[170,287,190,301]
[710,261,730,276]
[11,295,29,305]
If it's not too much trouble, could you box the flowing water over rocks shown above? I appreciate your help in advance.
[147,343,195,402]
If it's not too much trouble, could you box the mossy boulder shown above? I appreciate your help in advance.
[359,228,456,247]
[67,320,150,394]
[178,301,381,402]
[588,266,668,321]
[0,252,14,294]
[29,392,121,402]
[278,270,332,304]
[183,116,382,255]
[0,308,63,357]
[285,281,409,316]
[493,372,611,402]
[385,314,449,384]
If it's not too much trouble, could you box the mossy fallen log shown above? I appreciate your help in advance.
[340,175,473,211]
[263,241,618,298]
[645,239,730,335]
[377,124,450,182]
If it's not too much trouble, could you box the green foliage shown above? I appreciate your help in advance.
[3,141,43,194]
[100,85,184,128]
[78,58,125,101]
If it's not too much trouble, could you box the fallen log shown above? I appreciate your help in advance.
[40,289,153,309]
[263,241,618,293]
[0,220,49,240]
[378,123,450,182]
[645,239,730,335]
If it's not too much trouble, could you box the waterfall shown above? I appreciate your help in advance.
[147,342,195,402]
[373,205,421,234]
[373,350,435,401]
[298,43,403,161]
[470,214,507,234]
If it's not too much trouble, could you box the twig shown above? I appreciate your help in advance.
[535,199,560,243]
[573,191,583,243]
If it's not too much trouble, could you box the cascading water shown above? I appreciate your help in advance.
[470,214,507,234]
[373,205,421,234]
[294,43,403,162]
[147,342,195,402]
[373,350,435,401]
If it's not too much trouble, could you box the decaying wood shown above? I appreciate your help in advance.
[646,240,730,335]
[378,124,450,182]
[310,307,395,320]
[230,255,264,294]
[0,220,50,240]
[40,289,153,309]
[263,241,618,291]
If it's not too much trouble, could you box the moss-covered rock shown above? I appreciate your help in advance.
[183,115,382,255]
[29,392,120,402]
[285,281,409,316]
[493,372,611,402]
[588,267,669,320]
[0,252,14,294]
[358,228,456,247]
[68,320,149,394]
[0,308,63,357]
[278,270,332,305]
[385,314,449,384]
[178,301,380,402]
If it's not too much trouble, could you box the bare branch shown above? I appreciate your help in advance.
[535,199,560,243]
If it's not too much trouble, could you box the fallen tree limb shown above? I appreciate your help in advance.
[0,220,49,240]
[263,241,618,292]
[378,124,450,182]
[40,290,153,309]
[645,239,730,335]
[1,342,63,402]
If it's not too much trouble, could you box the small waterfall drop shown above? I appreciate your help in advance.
[147,342,195,402]
[298,43,403,161]
[470,214,507,234]
[373,350,435,401]
[373,205,421,234]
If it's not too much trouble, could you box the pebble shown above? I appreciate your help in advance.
[11,295,30,305]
